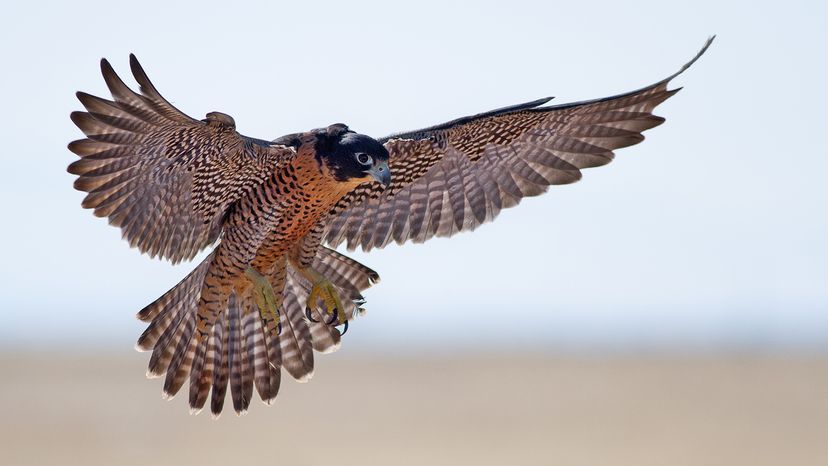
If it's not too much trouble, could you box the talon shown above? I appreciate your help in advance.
[291,260,348,325]
[339,320,349,336]
[325,308,338,326]
[277,322,282,335]
[305,275,345,325]
[305,307,319,323]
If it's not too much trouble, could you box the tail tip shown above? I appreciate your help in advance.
[295,371,314,383]
[319,342,342,355]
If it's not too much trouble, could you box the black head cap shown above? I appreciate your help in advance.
[314,124,390,185]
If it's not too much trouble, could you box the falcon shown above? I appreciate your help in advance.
[68,37,713,417]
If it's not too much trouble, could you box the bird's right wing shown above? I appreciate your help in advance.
[68,55,295,263]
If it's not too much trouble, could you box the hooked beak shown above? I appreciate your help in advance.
[366,161,391,187]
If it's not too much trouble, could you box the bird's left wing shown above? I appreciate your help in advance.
[68,55,295,263]
[323,38,713,251]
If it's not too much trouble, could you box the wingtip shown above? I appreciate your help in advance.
[644,36,715,91]
[66,139,85,158]
[99,57,113,74]
[129,54,142,74]
[129,53,162,96]
[68,110,85,126]
[129,53,141,72]
[674,36,715,78]
[698,35,716,58]
[65,160,76,174]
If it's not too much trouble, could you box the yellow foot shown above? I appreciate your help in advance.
[291,263,348,332]
[306,278,345,325]
[245,266,281,334]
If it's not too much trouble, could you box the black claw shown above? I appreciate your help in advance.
[339,320,349,336]
[305,307,319,323]
[277,322,282,335]
[325,308,338,325]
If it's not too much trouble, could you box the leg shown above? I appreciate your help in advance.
[245,266,282,334]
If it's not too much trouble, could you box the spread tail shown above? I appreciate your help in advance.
[135,247,379,417]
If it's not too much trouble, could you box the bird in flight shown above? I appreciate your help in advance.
[68,37,713,417]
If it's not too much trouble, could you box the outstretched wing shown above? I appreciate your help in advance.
[323,38,713,251]
[68,55,294,263]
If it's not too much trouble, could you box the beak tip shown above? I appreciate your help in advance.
[368,162,391,187]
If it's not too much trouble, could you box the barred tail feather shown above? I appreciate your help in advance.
[135,247,379,416]
[312,246,380,294]
[279,285,316,379]
[145,306,187,378]
[210,310,229,418]
[188,330,216,414]
[227,294,249,414]
[249,304,281,405]
[136,251,215,350]
[260,315,283,404]
[162,313,197,399]
[238,302,257,411]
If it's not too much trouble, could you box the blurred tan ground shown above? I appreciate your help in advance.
[1,352,826,466]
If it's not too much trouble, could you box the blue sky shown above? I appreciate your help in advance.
[0,0,825,351]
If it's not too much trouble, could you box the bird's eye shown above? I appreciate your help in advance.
[356,153,372,166]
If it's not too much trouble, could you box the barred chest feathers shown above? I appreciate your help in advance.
[229,145,361,246]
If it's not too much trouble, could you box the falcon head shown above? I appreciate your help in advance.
[313,124,391,187]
